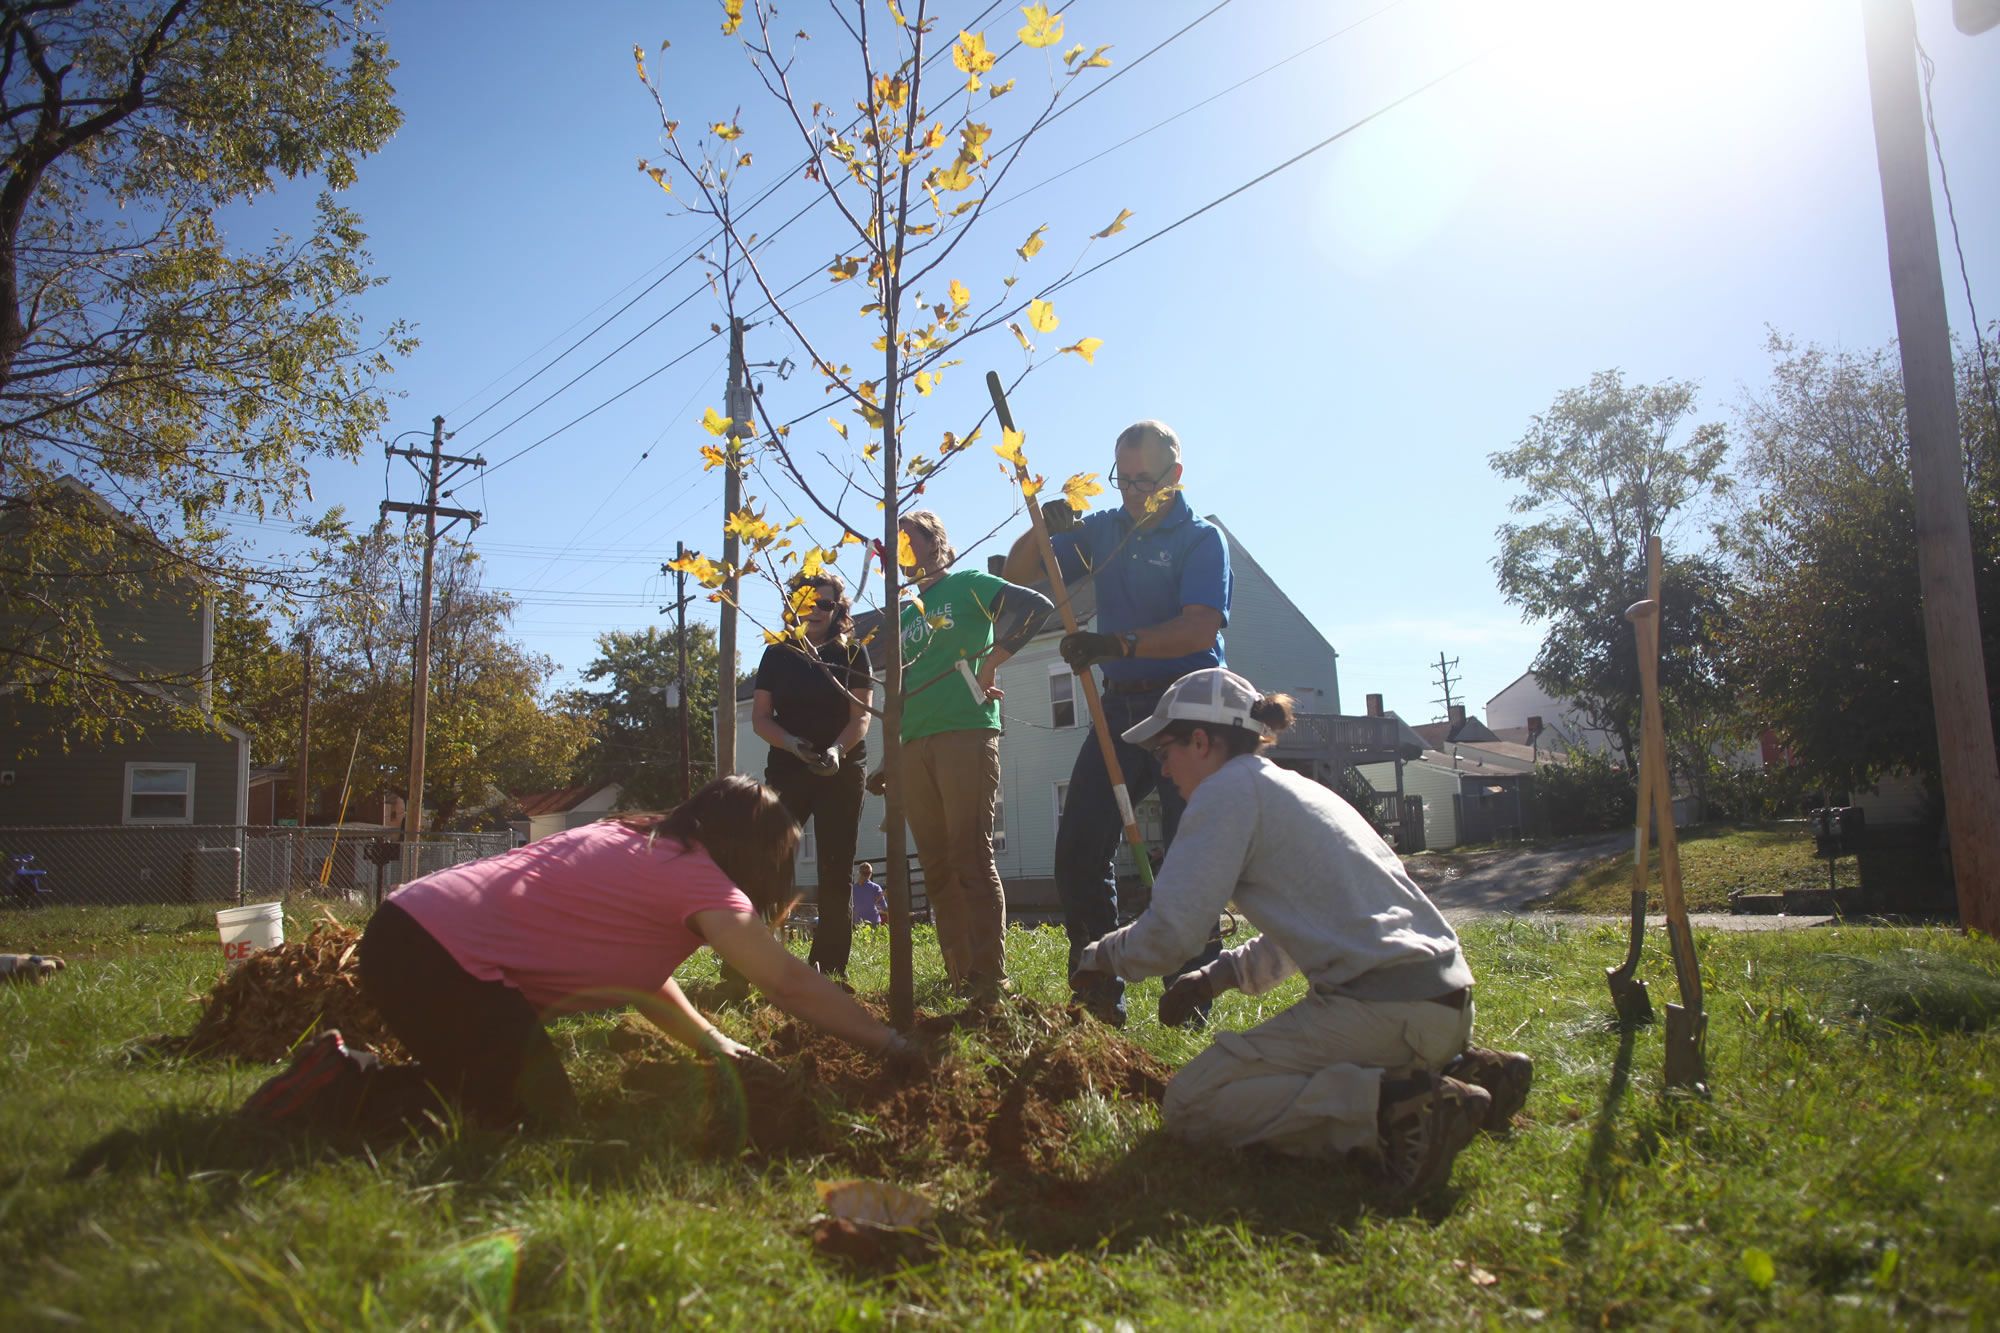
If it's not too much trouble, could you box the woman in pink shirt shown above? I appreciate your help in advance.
[243,777,916,1129]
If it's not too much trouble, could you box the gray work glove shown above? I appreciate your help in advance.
[807,742,843,777]
[1159,955,1239,1029]
[1067,940,1113,992]
[1040,498,1080,536]
[879,1029,932,1072]
[697,1027,784,1077]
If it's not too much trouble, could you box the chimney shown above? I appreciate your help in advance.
[988,554,1006,576]
[1526,715,1543,738]
[1365,693,1384,718]
[1448,703,1466,730]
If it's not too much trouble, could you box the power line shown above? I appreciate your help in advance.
[1915,34,1998,432]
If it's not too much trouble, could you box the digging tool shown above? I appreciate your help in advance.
[1604,585,1657,1026]
[985,371,1154,895]
[1632,536,1707,1089]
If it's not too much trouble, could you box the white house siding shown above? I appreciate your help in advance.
[1357,759,1462,850]
[1486,672,1620,758]
[1852,771,1928,826]
[730,518,1344,900]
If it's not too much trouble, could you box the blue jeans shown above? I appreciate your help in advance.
[1055,688,1221,1011]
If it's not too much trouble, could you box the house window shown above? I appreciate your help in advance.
[800,824,816,863]
[1048,665,1078,729]
[125,763,194,825]
[1053,780,1069,825]
[992,789,1007,854]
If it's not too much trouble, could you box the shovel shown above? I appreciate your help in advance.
[1630,536,1708,1090]
[1604,591,1656,1026]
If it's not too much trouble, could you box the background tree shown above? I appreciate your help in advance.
[570,625,723,811]
[0,0,410,736]
[212,589,306,766]
[310,522,589,829]
[1491,370,1742,775]
[1726,331,2000,796]
[639,0,1114,1025]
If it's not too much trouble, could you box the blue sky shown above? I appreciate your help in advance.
[222,0,1999,728]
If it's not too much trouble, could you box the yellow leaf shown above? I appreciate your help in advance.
[1027,298,1058,333]
[948,278,970,309]
[1059,336,1104,365]
[987,78,1015,98]
[920,122,946,152]
[960,122,992,161]
[1017,3,1064,48]
[953,30,998,74]
[1008,321,1032,351]
[643,164,673,195]
[1092,208,1133,239]
[885,0,907,25]
[699,406,734,437]
[667,551,726,589]
[914,371,934,396]
[1061,472,1104,511]
[712,121,743,141]
[721,0,744,35]
[994,427,1027,467]
[863,441,881,460]
[873,74,909,110]
[1016,225,1047,261]
[856,401,886,429]
[798,548,825,581]
[725,508,780,544]
[827,417,848,439]
[934,160,975,192]
[737,152,753,167]
[951,196,982,216]
[789,582,820,620]
[1081,44,1113,69]
[1143,483,1183,517]
[897,529,917,569]
[839,530,864,545]
[1062,43,1083,65]
[699,443,730,470]
[828,256,861,281]
[1021,473,1045,499]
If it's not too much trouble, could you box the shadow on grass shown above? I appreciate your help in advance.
[1564,1023,1637,1249]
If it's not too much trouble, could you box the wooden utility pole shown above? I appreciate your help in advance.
[382,416,484,844]
[717,318,747,779]
[1861,0,2000,934]
[673,541,693,801]
[294,630,313,887]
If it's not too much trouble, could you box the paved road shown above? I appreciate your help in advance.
[1404,832,1631,915]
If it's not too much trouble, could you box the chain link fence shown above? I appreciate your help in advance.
[1,825,517,908]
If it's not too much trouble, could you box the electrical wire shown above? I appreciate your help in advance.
[1915,34,1998,434]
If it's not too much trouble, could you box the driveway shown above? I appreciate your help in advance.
[1402,832,1630,915]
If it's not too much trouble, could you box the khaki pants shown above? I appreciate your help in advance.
[1162,989,1474,1159]
[902,729,1005,983]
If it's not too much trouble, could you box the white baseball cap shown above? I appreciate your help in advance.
[1120,668,1272,746]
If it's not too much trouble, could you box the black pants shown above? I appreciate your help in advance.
[354,900,579,1130]
[766,747,867,975]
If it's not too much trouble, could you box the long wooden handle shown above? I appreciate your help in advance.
[1636,535,1701,1011]
[986,371,1154,888]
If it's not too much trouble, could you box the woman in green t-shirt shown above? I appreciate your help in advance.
[895,510,1053,995]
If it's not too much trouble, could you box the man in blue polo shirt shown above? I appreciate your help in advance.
[1003,419,1231,1027]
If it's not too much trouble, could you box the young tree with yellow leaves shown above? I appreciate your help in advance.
[636,0,1127,1025]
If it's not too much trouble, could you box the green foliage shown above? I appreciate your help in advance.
[1725,331,2000,791]
[1491,371,1742,769]
[212,589,307,766]
[571,624,724,810]
[5,916,2000,1327]
[1540,821,1825,913]
[1817,949,2000,1033]
[1535,745,1637,837]
[0,0,410,734]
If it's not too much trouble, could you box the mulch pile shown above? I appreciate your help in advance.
[147,915,407,1064]
[617,990,1171,1177]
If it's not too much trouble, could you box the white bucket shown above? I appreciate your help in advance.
[216,902,284,968]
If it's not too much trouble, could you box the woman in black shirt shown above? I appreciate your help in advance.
[750,573,873,976]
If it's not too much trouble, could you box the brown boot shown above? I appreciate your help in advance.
[1445,1046,1534,1129]
[1377,1072,1490,1199]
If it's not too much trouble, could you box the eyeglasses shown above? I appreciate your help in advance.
[1148,734,1186,760]
[1109,468,1170,493]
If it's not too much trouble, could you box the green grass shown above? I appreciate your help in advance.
[3,908,1999,1329]
[1535,823,1828,914]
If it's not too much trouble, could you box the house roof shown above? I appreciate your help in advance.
[1412,714,1501,750]
[514,783,617,816]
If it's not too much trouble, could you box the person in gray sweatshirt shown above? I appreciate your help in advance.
[1070,668,1531,1196]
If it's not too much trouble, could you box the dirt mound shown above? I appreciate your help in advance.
[149,916,407,1065]
[617,993,1171,1176]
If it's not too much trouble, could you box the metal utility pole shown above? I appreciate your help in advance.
[716,317,749,778]
[1431,651,1462,720]
[1861,0,2000,934]
[382,416,484,843]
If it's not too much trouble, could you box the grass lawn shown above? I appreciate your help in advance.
[1533,823,1833,915]
[4,903,1999,1329]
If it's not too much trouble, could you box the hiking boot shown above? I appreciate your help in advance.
[241,1030,359,1123]
[1377,1072,1491,1199]
[1445,1046,1534,1129]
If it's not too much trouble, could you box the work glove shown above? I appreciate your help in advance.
[1159,955,1239,1029]
[1040,498,1080,536]
[0,953,65,983]
[878,1029,932,1071]
[698,1027,784,1077]
[782,732,824,766]
[866,768,888,796]
[1060,629,1126,673]
[1067,940,1114,992]
[807,743,842,777]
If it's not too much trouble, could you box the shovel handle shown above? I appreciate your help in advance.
[987,371,1153,888]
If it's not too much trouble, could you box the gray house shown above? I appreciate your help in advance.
[728,517,1397,913]
[2,479,251,901]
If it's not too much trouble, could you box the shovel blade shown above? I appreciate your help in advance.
[1605,966,1654,1025]
[1662,1002,1708,1092]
